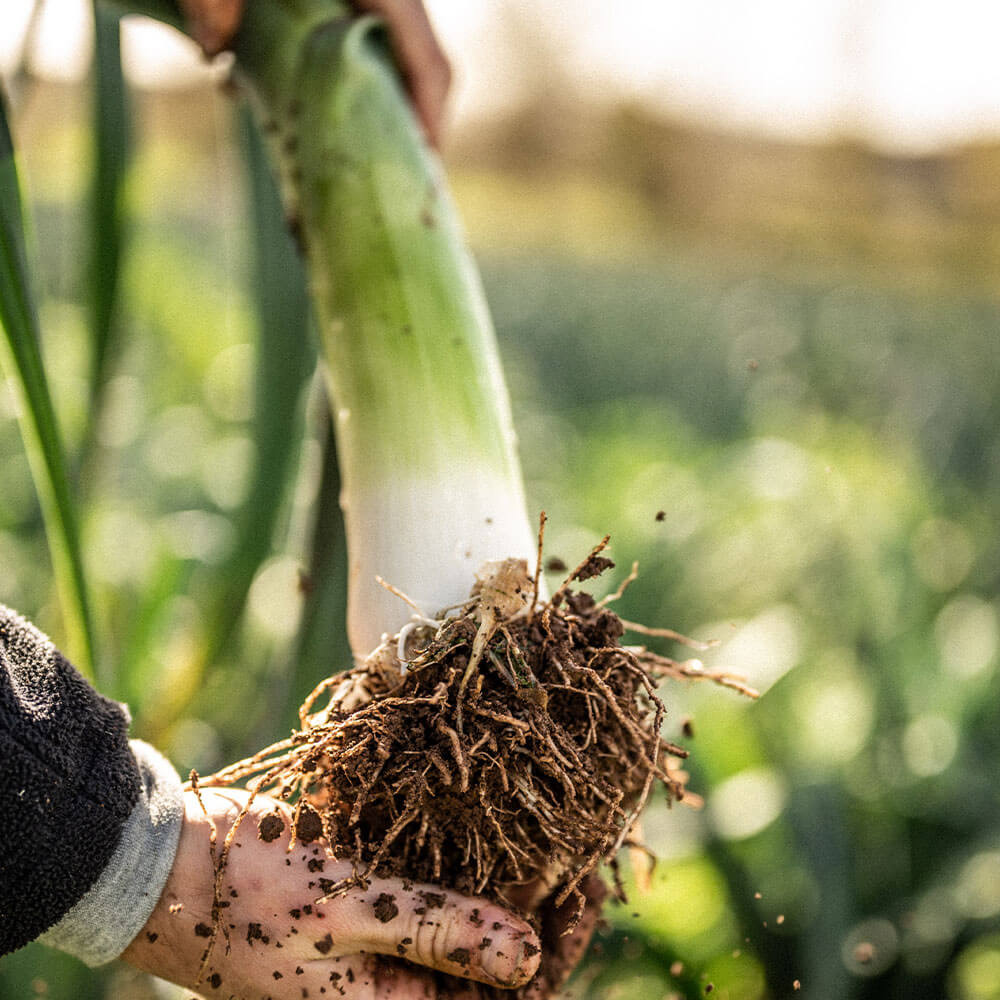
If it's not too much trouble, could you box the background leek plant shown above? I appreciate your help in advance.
[4,1,1000,999]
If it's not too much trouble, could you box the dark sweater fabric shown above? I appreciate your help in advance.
[0,605,141,955]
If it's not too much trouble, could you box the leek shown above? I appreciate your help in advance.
[228,0,537,656]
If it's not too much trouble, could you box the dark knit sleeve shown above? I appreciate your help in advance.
[0,604,142,956]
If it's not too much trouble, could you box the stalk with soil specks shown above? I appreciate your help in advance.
[231,0,537,657]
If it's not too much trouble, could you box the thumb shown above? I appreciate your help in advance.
[350,879,541,987]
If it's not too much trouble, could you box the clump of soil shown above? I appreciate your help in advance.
[199,533,755,991]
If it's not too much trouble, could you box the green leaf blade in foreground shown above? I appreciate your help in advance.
[0,93,100,680]
[85,5,131,434]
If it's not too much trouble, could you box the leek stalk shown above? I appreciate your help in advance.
[230,1,537,656]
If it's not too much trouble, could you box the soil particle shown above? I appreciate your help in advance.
[655,510,666,522]
[522,942,539,958]
[545,556,567,573]
[273,972,283,980]
[469,908,483,927]
[258,813,285,843]
[296,967,304,975]
[297,806,324,844]
[345,969,355,983]
[492,922,502,931]
[145,932,158,943]
[373,893,399,923]
[290,909,301,920]
[478,938,492,950]
[314,933,334,955]
[446,947,471,967]
[420,891,446,910]
[247,923,264,946]
[572,554,615,582]
[207,973,222,989]
[308,858,326,872]
[303,905,313,915]
[194,923,212,938]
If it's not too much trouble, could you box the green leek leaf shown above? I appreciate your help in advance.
[0,89,100,680]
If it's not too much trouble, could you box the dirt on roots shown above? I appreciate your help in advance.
[195,533,756,994]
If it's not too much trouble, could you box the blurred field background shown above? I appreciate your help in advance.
[2,1,1000,998]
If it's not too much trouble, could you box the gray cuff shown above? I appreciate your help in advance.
[39,740,184,967]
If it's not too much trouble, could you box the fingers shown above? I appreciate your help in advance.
[351,0,453,148]
[178,0,244,56]
[343,878,541,988]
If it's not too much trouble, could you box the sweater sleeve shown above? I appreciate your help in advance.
[0,604,183,962]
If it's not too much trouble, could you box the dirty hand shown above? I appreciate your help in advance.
[178,0,452,147]
[121,788,540,999]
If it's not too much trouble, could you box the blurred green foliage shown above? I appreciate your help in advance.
[2,27,1000,1000]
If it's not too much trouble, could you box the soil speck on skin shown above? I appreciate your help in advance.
[492,922,502,931]
[469,908,483,927]
[258,813,285,843]
[194,923,212,938]
[207,973,222,989]
[273,972,283,980]
[315,933,334,955]
[522,942,539,958]
[247,923,264,946]
[297,806,324,844]
[145,932,158,943]
[479,937,492,950]
[296,967,304,975]
[290,908,301,920]
[373,893,399,922]
[446,947,471,967]
[308,858,325,872]
[655,510,666,522]
[420,891,446,910]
